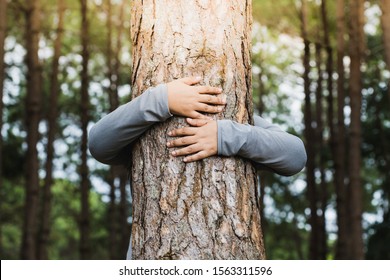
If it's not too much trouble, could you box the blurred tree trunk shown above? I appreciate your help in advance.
[37,0,65,260]
[347,0,365,259]
[21,0,42,260]
[381,0,390,71]
[314,42,327,260]
[130,0,265,260]
[380,0,390,103]
[0,0,8,256]
[114,1,130,258]
[105,0,118,260]
[106,0,129,259]
[79,0,91,260]
[335,0,348,260]
[300,0,319,260]
[320,0,332,260]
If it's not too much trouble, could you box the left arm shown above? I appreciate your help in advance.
[167,116,307,176]
[217,116,307,176]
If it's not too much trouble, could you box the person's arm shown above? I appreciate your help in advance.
[167,116,307,176]
[218,116,307,176]
[88,84,171,165]
[88,77,226,165]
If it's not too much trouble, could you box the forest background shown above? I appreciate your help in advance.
[1,0,389,260]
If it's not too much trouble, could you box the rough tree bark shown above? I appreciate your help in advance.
[0,0,8,256]
[38,0,65,260]
[21,0,42,260]
[130,0,265,260]
[347,0,365,259]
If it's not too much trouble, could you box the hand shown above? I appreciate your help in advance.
[166,118,217,162]
[166,77,226,119]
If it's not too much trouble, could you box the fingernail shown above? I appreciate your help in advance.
[183,158,188,162]
[195,76,202,81]
[172,151,176,156]
[168,131,172,136]
[166,142,171,147]
[218,88,223,93]
[187,118,193,121]
[222,95,227,103]
[218,106,223,112]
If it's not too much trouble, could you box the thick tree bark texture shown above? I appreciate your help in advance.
[21,0,42,260]
[130,0,265,260]
[347,0,365,259]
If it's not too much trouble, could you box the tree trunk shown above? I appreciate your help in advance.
[118,167,130,258]
[380,0,390,104]
[381,0,390,71]
[21,0,42,260]
[114,1,130,259]
[314,42,327,260]
[320,0,333,260]
[0,0,8,257]
[335,0,348,260]
[37,0,65,260]
[347,0,365,259]
[79,0,90,260]
[130,0,265,260]
[105,0,118,260]
[300,0,318,260]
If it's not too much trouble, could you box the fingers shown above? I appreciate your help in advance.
[196,103,224,114]
[169,144,201,157]
[199,94,227,105]
[186,118,210,127]
[197,85,223,95]
[167,135,196,148]
[168,142,210,163]
[168,126,196,137]
[177,76,202,86]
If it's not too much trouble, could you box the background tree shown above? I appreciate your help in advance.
[38,0,65,260]
[21,0,42,260]
[130,0,265,259]
[0,0,8,257]
[347,0,365,259]
[79,0,91,260]
[335,0,348,260]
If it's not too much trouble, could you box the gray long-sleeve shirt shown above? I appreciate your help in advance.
[88,84,307,176]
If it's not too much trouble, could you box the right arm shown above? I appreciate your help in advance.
[88,84,172,165]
